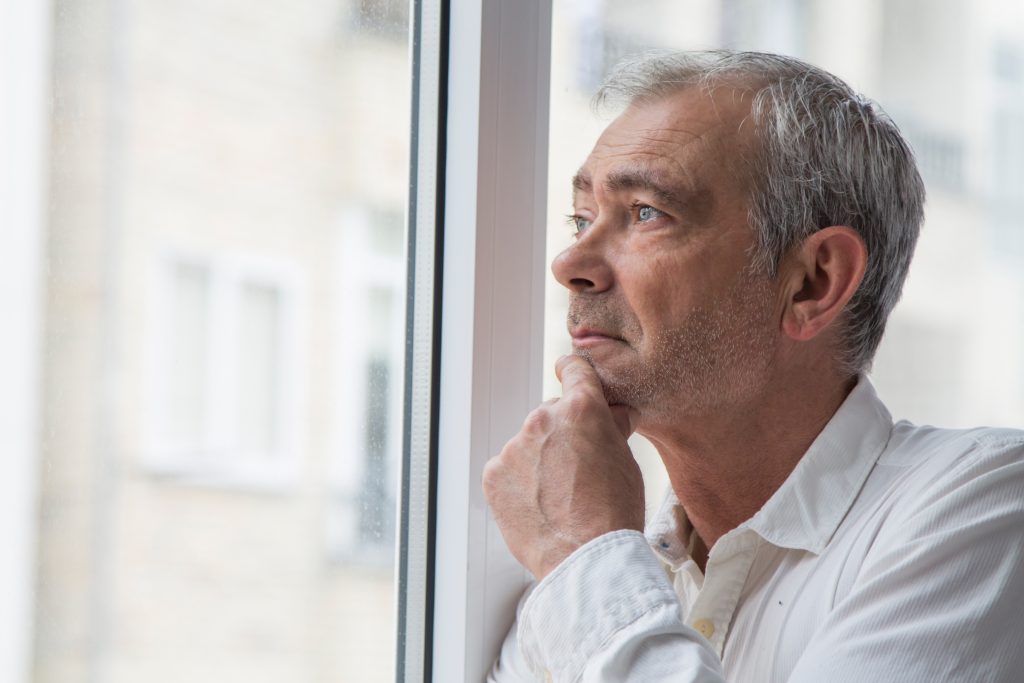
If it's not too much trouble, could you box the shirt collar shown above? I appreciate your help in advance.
[647,376,894,561]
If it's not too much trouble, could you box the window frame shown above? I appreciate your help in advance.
[398,0,553,680]
[0,0,51,680]
[1,0,555,678]
[141,246,307,491]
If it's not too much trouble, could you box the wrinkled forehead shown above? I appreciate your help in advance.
[580,86,757,192]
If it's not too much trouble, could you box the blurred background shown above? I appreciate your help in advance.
[2,0,1022,681]
[4,0,410,681]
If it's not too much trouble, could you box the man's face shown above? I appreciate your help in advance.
[553,87,781,421]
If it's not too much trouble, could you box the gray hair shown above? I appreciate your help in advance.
[596,50,925,375]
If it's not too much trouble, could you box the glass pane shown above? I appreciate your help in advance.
[165,261,210,451]
[547,0,1024,511]
[28,0,412,681]
[237,282,281,459]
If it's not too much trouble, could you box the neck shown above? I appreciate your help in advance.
[641,368,856,556]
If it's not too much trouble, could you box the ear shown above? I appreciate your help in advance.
[780,226,867,342]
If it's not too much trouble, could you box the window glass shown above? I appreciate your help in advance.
[237,282,282,458]
[166,261,211,449]
[547,0,1024,509]
[29,0,411,681]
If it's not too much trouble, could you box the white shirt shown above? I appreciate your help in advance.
[487,378,1024,682]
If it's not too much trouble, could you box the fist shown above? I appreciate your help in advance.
[482,355,645,580]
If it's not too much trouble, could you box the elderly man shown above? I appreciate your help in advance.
[483,51,1024,682]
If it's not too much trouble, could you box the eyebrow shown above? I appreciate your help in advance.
[572,167,690,210]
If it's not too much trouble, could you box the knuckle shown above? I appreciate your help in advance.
[522,406,551,434]
[481,457,502,495]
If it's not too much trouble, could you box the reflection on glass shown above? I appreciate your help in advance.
[547,0,1024,512]
[30,0,410,681]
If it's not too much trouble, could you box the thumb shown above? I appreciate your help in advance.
[608,404,636,439]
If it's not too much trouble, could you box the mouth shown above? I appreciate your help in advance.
[570,327,626,349]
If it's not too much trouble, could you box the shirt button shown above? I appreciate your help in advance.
[691,618,715,639]
[544,670,553,682]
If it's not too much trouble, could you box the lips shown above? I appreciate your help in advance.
[570,327,626,348]
[567,296,637,347]
[571,327,620,340]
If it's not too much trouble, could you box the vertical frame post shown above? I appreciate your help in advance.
[0,0,52,681]
[398,0,448,681]
[433,0,552,680]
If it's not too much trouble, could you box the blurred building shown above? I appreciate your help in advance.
[35,0,408,681]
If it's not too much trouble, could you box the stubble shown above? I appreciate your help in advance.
[569,272,777,419]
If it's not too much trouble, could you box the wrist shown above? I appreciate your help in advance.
[534,522,643,580]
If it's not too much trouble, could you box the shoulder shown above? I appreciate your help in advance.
[882,420,1024,464]
[871,420,1024,545]
[799,421,1024,680]
[879,420,1024,490]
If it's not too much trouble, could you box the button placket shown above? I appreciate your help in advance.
[686,530,763,656]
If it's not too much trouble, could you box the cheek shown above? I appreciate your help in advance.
[617,259,696,333]
[622,249,713,305]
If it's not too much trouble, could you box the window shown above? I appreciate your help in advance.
[327,208,405,565]
[9,0,418,680]
[992,40,1024,262]
[144,250,304,488]
[352,0,411,40]
[6,2,1022,683]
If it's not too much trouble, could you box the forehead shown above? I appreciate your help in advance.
[578,86,754,191]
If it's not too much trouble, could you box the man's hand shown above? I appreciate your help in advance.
[482,355,646,580]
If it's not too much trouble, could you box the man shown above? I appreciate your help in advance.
[483,51,1024,682]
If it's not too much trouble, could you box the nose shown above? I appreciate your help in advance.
[551,235,614,294]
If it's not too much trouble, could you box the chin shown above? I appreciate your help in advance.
[573,349,652,409]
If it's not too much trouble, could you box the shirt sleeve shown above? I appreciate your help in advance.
[512,529,726,683]
[487,584,542,683]
[786,435,1024,683]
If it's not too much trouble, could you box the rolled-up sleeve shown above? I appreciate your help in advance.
[490,530,725,682]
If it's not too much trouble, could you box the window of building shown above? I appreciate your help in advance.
[144,251,303,488]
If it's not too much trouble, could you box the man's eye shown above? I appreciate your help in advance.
[568,215,593,236]
[637,205,662,222]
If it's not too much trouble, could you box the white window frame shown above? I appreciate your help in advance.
[399,0,553,680]
[142,246,307,491]
[434,0,553,678]
[0,0,51,681]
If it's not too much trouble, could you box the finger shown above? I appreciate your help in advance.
[555,354,603,396]
[608,404,636,439]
